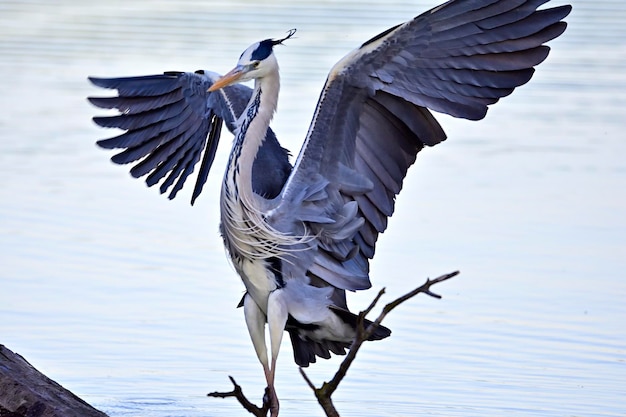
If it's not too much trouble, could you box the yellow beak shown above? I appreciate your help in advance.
[208,66,245,92]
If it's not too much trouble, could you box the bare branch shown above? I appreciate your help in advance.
[379,270,459,321]
[299,367,340,417]
[207,376,270,417]
[298,368,316,392]
[300,270,459,416]
[360,287,386,319]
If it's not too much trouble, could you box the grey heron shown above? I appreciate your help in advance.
[89,0,571,414]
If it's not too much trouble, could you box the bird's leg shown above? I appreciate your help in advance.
[243,294,273,392]
[266,289,288,417]
[244,293,281,415]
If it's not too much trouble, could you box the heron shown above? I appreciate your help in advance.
[89,0,571,414]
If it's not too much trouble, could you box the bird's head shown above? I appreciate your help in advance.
[208,29,296,92]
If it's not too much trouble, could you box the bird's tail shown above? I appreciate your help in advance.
[288,307,391,367]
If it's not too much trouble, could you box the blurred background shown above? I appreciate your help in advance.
[1,1,624,416]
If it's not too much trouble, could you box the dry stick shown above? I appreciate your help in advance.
[301,270,459,416]
[207,376,270,417]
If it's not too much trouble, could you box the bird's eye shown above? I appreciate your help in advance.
[252,61,260,68]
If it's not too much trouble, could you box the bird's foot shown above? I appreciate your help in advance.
[263,385,279,417]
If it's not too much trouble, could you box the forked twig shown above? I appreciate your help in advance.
[208,376,270,417]
[300,270,459,416]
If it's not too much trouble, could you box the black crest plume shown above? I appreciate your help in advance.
[271,28,297,46]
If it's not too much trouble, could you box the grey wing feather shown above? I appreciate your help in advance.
[362,0,571,120]
[89,71,291,203]
[271,0,571,291]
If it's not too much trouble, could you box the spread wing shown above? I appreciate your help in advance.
[89,71,291,204]
[268,0,572,291]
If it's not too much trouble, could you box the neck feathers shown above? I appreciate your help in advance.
[220,69,315,263]
[240,73,280,146]
[230,71,280,198]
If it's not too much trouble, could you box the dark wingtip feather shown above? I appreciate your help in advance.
[550,21,569,41]
[88,76,109,88]
[96,136,121,150]
[92,115,119,128]
[87,96,113,109]
[553,4,573,21]
[191,114,222,205]
[111,150,139,166]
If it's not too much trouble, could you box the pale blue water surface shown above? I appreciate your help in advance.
[0,1,625,416]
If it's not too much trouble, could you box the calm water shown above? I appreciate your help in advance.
[1,1,625,416]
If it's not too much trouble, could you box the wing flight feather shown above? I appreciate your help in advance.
[271,0,571,291]
[89,71,291,203]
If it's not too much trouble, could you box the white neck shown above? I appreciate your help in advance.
[219,65,312,263]
[235,72,280,194]
[219,69,285,262]
[223,69,280,207]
